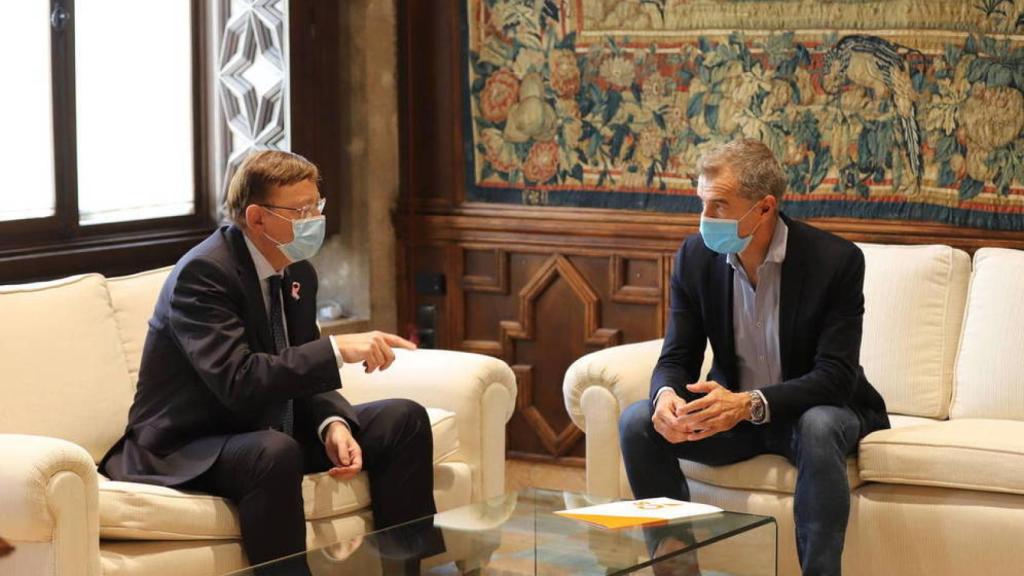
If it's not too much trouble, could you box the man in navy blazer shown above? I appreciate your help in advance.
[620,139,889,576]
[101,151,436,569]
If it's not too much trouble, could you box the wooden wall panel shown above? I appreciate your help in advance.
[407,245,451,349]
[402,240,667,463]
[397,0,459,209]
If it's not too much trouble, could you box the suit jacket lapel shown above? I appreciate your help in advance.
[226,226,275,353]
[281,268,309,345]
[778,217,805,379]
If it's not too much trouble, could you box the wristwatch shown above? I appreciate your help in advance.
[747,391,767,424]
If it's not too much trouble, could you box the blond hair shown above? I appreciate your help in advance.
[696,139,786,202]
[224,150,320,225]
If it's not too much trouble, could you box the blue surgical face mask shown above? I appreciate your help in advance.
[699,201,764,254]
[263,210,326,263]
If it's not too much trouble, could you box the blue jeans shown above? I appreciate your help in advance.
[619,400,861,576]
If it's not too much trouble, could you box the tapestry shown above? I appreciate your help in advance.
[463,0,1024,230]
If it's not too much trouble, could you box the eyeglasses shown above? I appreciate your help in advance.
[258,198,326,219]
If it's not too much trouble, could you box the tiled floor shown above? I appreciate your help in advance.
[504,459,586,493]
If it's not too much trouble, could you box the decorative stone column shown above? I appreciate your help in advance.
[213,0,290,214]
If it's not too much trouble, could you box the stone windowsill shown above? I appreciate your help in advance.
[319,316,372,337]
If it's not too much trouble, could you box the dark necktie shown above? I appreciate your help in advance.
[268,275,294,436]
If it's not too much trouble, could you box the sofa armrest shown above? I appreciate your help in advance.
[563,339,664,431]
[0,434,100,576]
[562,340,664,498]
[338,349,516,502]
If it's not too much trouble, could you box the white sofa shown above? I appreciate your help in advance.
[564,244,1024,576]
[0,267,517,576]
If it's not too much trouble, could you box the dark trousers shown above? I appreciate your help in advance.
[187,398,437,570]
[619,401,860,576]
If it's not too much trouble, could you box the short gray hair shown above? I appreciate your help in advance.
[696,139,786,202]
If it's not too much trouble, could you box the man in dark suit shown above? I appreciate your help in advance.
[619,139,889,576]
[100,150,437,569]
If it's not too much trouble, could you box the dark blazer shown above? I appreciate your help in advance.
[100,225,358,486]
[651,213,889,437]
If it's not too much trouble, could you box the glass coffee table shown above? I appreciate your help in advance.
[229,488,776,575]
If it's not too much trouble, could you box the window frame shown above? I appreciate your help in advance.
[0,0,216,282]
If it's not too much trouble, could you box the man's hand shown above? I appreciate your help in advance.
[652,388,692,443]
[652,536,702,576]
[675,381,751,441]
[334,330,417,373]
[325,534,364,562]
[324,421,363,480]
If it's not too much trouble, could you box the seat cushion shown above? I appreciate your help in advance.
[425,407,460,463]
[99,477,244,540]
[99,407,460,540]
[0,274,133,462]
[857,243,970,419]
[303,407,458,521]
[680,455,862,494]
[952,248,1024,420]
[859,419,1024,495]
[886,414,939,429]
[678,414,939,495]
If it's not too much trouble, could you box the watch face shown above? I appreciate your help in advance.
[750,394,765,422]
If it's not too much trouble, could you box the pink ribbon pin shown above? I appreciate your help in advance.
[290,281,301,301]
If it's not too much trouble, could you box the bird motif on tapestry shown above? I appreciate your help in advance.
[822,34,924,188]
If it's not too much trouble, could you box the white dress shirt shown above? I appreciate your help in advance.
[243,235,349,441]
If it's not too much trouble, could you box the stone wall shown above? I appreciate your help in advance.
[312,0,399,331]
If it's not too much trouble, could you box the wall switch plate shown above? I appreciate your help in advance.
[415,273,446,295]
[415,304,437,349]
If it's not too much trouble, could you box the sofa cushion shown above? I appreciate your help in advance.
[0,274,133,462]
[425,407,460,463]
[858,419,1024,495]
[856,243,970,419]
[98,407,460,540]
[886,414,938,429]
[680,455,862,494]
[107,267,173,385]
[675,415,936,494]
[99,476,244,540]
[302,407,458,520]
[951,248,1024,420]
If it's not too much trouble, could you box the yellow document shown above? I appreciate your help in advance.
[555,497,723,529]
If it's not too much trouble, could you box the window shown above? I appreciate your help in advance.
[75,0,196,225]
[0,0,213,281]
[0,1,338,283]
[1,2,57,223]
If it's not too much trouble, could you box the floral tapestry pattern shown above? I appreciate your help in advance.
[464,0,1024,230]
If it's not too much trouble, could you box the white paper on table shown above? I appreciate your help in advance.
[555,497,723,529]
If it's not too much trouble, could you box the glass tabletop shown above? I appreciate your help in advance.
[228,488,776,576]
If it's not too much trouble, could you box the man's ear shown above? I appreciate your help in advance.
[244,204,263,231]
[762,195,777,215]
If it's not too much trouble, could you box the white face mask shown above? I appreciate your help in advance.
[262,208,326,263]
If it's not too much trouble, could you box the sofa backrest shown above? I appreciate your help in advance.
[0,274,135,462]
[857,243,971,419]
[107,267,173,384]
[951,248,1024,420]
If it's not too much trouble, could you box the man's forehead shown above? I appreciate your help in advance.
[697,173,739,200]
[266,179,319,204]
